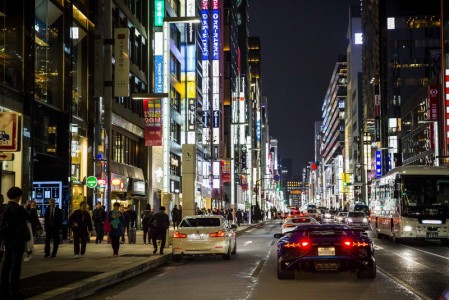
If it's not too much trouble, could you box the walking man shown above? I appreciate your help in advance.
[44,198,62,258]
[69,201,93,258]
[149,206,169,254]
[0,187,30,299]
[93,202,106,244]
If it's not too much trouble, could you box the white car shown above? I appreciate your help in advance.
[345,211,369,230]
[172,215,237,261]
[281,216,318,234]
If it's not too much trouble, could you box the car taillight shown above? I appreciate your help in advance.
[342,239,369,247]
[284,224,296,228]
[284,240,310,248]
[210,230,225,238]
[173,232,187,238]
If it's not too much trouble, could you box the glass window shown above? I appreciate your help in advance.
[34,1,63,108]
[0,1,23,90]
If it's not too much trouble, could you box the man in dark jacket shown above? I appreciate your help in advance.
[92,202,106,244]
[69,201,93,258]
[44,198,63,258]
[149,206,169,254]
[0,187,30,299]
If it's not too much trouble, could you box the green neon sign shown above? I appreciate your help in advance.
[154,0,165,27]
[86,176,98,188]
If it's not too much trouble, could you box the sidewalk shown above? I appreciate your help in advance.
[9,223,260,300]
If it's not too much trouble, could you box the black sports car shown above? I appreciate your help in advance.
[274,224,376,279]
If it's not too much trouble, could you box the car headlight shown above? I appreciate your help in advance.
[403,225,413,232]
[347,218,353,223]
[362,218,368,223]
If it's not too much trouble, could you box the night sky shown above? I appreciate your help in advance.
[249,0,358,175]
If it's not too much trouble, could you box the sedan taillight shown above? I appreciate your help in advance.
[284,224,296,228]
[210,230,225,238]
[173,232,187,238]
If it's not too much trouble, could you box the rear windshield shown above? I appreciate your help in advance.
[348,212,365,217]
[180,218,221,227]
[291,218,311,223]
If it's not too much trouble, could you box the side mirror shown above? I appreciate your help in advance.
[274,233,283,239]
[231,224,238,229]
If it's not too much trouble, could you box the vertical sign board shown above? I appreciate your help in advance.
[154,0,164,27]
[375,150,382,178]
[185,0,196,145]
[154,32,164,93]
[143,99,162,146]
[0,113,20,151]
[201,0,210,145]
[429,84,439,121]
[114,28,129,97]
[211,0,220,146]
[93,30,104,97]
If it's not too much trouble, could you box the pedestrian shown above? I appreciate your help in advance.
[26,200,43,237]
[0,187,30,299]
[141,204,152,244]
[44,198,62,258]
[126,205,137,244]
[226,209,234,225]
[68,201,93,259]
[119,205,126,243]
[93,202,106,244]
[236,209,243,226]
[171,205,180,230]
[0,194,6,261]
[108,202,125,257]
[149,206,169,254]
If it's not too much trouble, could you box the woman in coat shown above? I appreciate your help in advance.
[108,202,125,257]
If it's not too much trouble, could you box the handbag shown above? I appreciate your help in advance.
[103,218,112,233]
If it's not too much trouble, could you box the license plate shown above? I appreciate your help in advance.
[318,247,335,256]
[190,234,205,240]
[426,232,438,238]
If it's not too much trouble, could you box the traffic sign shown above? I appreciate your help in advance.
[86,176,98,188]
[0,153,14,161]
[273,174,280,181]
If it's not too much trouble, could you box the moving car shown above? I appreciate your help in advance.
[336,212,349,223]
[281,216,318,234]
[345,211,369,230]
[172,215,237,261]
[274,224,376,279]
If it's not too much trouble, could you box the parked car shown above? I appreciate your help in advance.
[345,211,369,230]
[281,216,318,234]
[274,224,376,279]
[172,215,237,261]
[336,212,349,223]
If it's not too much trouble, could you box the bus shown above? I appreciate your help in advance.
[369,165,449,245]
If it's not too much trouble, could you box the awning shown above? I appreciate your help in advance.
[110,161,145,180]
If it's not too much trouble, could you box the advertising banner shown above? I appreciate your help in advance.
[429,84,438,121]
[143,99,162,146]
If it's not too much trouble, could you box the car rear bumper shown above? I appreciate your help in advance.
[172,239,230,255]
[279,255,375,272]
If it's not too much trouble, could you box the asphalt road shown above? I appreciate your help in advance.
[83,221,449,300]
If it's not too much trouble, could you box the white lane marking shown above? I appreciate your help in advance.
[243,241,253,246]
[245,228,256,233]
[400,244,449,261]
[374,245,384,250]
[377,266,432,300]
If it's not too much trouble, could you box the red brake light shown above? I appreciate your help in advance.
[210,230,225,238]
[301,241,309,247]
[284,224,296,228]
[173,232,187,238]
[343,239,352,247]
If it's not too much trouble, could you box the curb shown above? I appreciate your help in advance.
[28,254,171,300]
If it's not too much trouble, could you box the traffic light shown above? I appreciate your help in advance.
[310,162,317,170]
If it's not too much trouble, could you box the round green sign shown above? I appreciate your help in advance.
[86,176,98,188]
